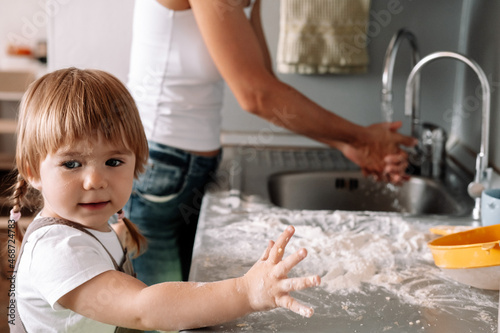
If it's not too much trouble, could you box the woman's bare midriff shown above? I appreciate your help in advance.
[187,148,221,157]
[156,0,251,10]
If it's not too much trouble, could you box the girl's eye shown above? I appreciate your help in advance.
[63,161,81,169]
[106,159,123,167]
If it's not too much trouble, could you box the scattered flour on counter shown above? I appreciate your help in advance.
[287,213,432,295]
[201,203,498,316]
[203,209,430,292]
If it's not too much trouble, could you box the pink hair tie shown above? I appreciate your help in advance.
[10,209,22,222]
[117,210,125,220]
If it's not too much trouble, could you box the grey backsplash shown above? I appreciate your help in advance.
[221,0,499,175]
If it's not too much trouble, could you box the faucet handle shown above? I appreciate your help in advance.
[467,162,492,199]
[468,154,492,221]
[467,181,485,199]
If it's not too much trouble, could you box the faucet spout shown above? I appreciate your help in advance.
[381,29,420,123]
[404,51,491,220]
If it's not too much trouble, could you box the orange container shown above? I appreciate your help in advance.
[428,224,500,269]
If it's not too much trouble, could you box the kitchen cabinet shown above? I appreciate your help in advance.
[0,71,35,170]
[0,70,36,217]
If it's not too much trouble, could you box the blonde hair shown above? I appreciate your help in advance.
[11,68,148,256]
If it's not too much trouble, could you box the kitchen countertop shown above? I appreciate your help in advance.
[184,146,497,333]
[186,191,497,333]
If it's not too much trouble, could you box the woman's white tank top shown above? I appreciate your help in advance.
[128,0,254,151]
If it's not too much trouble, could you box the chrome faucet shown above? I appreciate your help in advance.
[381,29,420,124]
[404,51,492,220]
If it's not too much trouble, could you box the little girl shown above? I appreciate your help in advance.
[8,68,320,332]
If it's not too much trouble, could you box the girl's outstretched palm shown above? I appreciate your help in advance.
[242,226,321,317]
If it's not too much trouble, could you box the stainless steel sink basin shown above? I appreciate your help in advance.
[268,170,474,216]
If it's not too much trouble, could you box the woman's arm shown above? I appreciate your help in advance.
[190,0,362,144]
[58,226,320,331]
[189,0,416,182]
[249,0,274,75]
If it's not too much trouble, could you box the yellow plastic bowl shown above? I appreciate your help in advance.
[428,224,500,269]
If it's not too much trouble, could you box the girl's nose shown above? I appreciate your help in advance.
[83,168,108,190]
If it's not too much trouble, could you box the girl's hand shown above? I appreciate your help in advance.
[241,226,321,317]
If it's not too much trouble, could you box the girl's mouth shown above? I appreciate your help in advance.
[79,201,110,210]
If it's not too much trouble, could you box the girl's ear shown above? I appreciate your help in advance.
[29,178,42,191]
[26,166,42,191]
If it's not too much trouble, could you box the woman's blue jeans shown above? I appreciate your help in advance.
[124,142,221,285]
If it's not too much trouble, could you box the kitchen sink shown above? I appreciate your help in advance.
[268,170,474,216]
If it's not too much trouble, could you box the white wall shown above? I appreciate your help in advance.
[0,0,48,69]
[0,0,133,80]
[46,0,134,83]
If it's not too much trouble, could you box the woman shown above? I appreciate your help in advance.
[126,0,416,285]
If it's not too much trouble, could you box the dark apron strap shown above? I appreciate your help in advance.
[9,217,142,333]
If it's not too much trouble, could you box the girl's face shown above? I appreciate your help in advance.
[30,136,136,231]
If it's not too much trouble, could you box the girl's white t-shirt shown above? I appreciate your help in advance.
[16,222,124,332]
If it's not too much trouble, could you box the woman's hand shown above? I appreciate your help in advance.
[241,226,321,317]
[340,121,417,184]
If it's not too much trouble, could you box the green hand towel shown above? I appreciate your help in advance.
[277,0,371,74]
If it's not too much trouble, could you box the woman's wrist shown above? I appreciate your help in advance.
[324,125,368,153]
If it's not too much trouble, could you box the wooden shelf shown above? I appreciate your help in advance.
[0,153,14,170]
[0,119,16,134]
[0,71,35,102]
[0,92,24,101]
